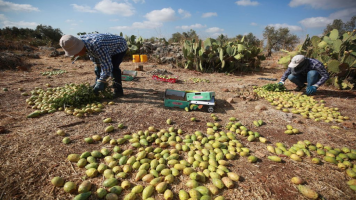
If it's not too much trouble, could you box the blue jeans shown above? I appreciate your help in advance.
[288,70,320,87]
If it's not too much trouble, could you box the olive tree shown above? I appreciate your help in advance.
[263,26,299,54]
[168,29,199,43]
[323,16,356,35]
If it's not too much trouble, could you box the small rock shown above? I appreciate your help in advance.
[292,119,303,124]
[255,105,267,111]
[255,151,265,158]
[227,98,234,103]
[342,121,356,129]
[222,88,229,92]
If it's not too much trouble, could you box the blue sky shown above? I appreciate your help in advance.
[0,0,355,41]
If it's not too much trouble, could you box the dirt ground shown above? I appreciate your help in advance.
[0,52,356,200]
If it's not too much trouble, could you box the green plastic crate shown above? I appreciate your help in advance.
[186,92,215,101]
[164,89,190,108]
[122,70,137,81]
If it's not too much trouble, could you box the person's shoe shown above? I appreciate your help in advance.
[113,92,124,98]
[294,84,306,91]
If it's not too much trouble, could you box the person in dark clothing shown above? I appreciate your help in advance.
[279,55,329,95]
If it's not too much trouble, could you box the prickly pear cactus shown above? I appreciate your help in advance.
[329,29,339,40]
[327,60,341,73]
[291,29,356,89]
[278,55,291,65]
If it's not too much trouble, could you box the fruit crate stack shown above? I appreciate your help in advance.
[164,89,215,113]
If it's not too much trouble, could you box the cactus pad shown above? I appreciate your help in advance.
[329,29,339,40]
[278,55,291,64]
[318,41,327,49]
[237,44,246,53]
[327,59,341,73]
[332,39,342,53]
[311,36,321,48]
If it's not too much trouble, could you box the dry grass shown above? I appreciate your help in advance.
[0,51,356,200]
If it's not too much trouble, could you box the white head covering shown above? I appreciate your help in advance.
[288,55,306,68]
[59,35,84,57]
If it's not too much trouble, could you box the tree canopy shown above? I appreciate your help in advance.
[263,26,299,52]
[239,33,261,46]
[0,24,63,46]
[168,29,199,43]
[323,16,356,35]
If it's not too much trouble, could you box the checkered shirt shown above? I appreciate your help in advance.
[280,58,329,87]
[80,33,127,81]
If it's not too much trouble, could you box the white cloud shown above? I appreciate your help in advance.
[145,8,176,22]
[202,12,217,18]
[299,17,333,28]
[329,8,356,21]
[110,21,163,30]
[110,19,120,22]
[299,7,356,29]
[268,23,303,31]
[0,0,39,12]
[289,0,356,9]
[235,0,259,6]
[1,20,38,28]
[178,9,191,18]
[94,0,134,16]
[206,27,224,33]
[132,0,145,3]
[0,13,38,29]
[72,0,135,16]
[71,4,97,13]
[110,7,177,31]
[131,21,163,29]
[0,14,7,21]
[176,24,207,29]
[250,22,257,26]
[66,20,75,23]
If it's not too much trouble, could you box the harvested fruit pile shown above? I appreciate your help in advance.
[154,75,177,80]
[51,115,267,200]
[254,86,350,124]
[187,78,210,83]
[40,69,67,76]
[51,111,356,200]
[152,74,178,83]
[25,83,114,118]
[265,138,356,191]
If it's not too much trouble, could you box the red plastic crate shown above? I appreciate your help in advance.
[152,75,178,83]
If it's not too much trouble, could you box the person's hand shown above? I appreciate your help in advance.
[306,86,317,95]
[278,81,284,85]
[93,81,107,94]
